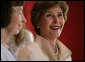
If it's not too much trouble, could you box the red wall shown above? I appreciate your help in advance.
[24,1,84,61]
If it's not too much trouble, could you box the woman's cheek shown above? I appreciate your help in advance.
[19,15,22,22]
[58,29,61,36]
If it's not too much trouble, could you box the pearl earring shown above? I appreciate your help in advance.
[37,26,40,29]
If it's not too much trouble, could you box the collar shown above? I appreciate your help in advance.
[35,34,72,61]
[56,39,72,61]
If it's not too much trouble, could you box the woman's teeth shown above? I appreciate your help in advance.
[50,26,61,30]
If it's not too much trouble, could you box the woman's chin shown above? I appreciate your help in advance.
[16,30,20,34]
[14,30,20,35]
[53,31,61,38]
[54,34,60,39]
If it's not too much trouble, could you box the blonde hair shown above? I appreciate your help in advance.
[15,25,26,45]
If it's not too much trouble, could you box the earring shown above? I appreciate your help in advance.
[37,26,40,29]
[36,24,40,29]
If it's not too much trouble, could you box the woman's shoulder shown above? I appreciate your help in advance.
[17,42,50,61]
[17,45,30,60]
[24,29,34,43]
[17,43,41,61]
[1,44,16,61]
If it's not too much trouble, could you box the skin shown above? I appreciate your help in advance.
[38,6,66,53]
[1,6,26,46]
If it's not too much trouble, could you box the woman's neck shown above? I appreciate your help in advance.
[1,29,10,46]
[40,33,57,53]
[48,39,57,53]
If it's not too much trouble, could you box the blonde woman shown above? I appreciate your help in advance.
[1,1,26,61]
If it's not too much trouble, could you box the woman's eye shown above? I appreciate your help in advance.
[46,14,53,17]
[58,13,63,17]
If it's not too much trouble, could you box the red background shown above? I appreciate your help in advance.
[23,1,84,61]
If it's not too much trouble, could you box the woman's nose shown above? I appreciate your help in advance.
[21,14,27,23]
[53,16,59,23]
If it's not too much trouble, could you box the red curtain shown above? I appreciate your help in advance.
[24,1,84,61]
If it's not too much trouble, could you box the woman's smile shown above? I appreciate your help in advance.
[50,25,61,30]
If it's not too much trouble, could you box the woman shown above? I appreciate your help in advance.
[17,1,72,61]
[1,1,26,61]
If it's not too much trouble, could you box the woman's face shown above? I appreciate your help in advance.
[38,6,66,39]
[6,6,26,36]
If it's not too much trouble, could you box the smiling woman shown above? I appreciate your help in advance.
[1,1,26,61]
[17,1,72,61]
[38,6,65,39]
[9,6,26,35]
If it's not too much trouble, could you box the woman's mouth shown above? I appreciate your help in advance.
[18,24,22,30]
[50,26,61,30]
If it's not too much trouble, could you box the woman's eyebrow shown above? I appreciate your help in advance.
[57,12,63,14]
[45,11,63,14]
[45,11,53,14]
